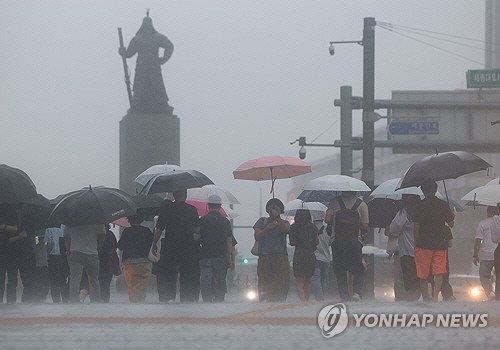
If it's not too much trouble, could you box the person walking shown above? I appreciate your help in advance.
[325,192,368,302]
[151,190,200,302]
[253,198,290,302]
[388,194,421,301]
[289,209,319,301]
[311,221,334,301]
[197,195,233,303]
[413,182,454,301]
[118,215,153,303]
[98,225,120,303]
[64,224,106,303]
[44,225,69,303]
[0,203,19,304]
[490,211,500,301]
[33,233,49,302]
[474,206,499,299]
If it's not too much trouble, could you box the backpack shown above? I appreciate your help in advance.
[334,198,362,241]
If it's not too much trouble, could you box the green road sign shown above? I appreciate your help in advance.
[467,69,500,88]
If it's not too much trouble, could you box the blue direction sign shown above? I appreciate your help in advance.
[388,121,439,135]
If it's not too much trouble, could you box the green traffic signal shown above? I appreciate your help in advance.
[243,258,249,264]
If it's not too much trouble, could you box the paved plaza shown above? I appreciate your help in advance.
[1,295,500,350]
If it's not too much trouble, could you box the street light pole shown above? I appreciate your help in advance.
[362,17,376,190]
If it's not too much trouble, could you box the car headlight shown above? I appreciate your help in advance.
[246,289,257,301]
[468,286,481,298]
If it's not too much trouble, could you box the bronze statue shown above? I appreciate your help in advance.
[119,13,174,114]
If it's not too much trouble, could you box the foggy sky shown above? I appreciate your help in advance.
[0,1,485,251]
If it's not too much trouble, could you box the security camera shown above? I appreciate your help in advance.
[298,146,306,160]
[329,43,335,56]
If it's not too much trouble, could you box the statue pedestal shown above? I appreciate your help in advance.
[119,112,180,195]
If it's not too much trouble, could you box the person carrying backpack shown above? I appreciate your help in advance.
[325,191,369,302]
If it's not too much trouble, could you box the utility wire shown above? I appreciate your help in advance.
[377,24,486,67]
[310,115,340,144]
[377,21,496,47]
[377,22,497,55]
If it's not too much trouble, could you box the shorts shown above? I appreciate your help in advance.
[414,248,447,279]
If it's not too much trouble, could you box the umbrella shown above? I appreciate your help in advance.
[297,175,371,204]
[134,162,183,187]
[0,164,37,203]
[186,200,237,219]
[283,199,327,219]
[462,185,500,207]
[133,193,164,217]
[21,194,52,230]
[20,194,52,230]
[233,156,311,197]
[368,198,399,228]
[369,178,463,212]
[49,186,137,227]
[486,178,500,186]
[140,170,214,195]
[398,151,491,189]
[370,178,423,200]
[187,185,240,205]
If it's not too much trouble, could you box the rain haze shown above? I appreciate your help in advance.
[0,1,485,254]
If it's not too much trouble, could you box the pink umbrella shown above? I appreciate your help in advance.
[233,156,311,197]
[186,200,229,218]
[112,217,131,228]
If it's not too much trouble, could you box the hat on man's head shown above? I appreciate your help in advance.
[207,194,222,205]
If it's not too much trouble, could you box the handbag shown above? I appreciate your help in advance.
[386,236,399,255]
[251,217,267,256]
[250,240,259,256]
[148,239,162,263]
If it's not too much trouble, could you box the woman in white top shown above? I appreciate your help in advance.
[388,194,421,301]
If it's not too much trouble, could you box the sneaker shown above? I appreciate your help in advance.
[352,293,361,302]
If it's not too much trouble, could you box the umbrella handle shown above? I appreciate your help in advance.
[270,178,276,198]
[270,168,275,198]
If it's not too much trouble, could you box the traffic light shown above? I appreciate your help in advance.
[242,258,249,265]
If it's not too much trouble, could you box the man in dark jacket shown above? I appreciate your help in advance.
[152,190,200,302]
[197,195,233,302]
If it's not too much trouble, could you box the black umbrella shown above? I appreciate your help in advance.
[398,151,491,189]
[133,193,164,217]
[367,198,399,229]
[140,170,214,195]
[21,194,52,230]
[0,164,37,203]
[49,186,137,227]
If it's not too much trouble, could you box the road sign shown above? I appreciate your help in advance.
[466,69,500,88]
[388,121,439,135]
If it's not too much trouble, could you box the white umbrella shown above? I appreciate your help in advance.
[134,162,183,186]
[223,206,240,219]
[461,185,500,207]
[187,185,240,205]
[370,178,423,200]
[302,175,371,192]
[284,199,327,218]
[486,178,500,186]
[297,175,370,204]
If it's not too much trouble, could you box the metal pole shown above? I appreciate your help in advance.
[362,17,376,190]
[362,17,376,300]
[340,86,353,176]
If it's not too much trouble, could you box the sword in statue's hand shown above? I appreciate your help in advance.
[118,28,133,108]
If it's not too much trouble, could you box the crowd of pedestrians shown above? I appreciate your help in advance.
[1,180,499,304]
